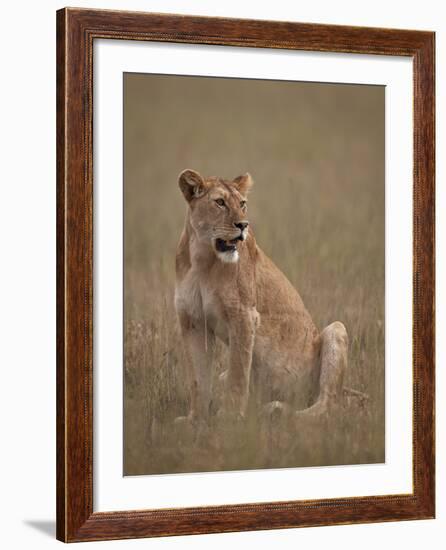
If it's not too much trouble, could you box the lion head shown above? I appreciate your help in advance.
[178,169,253,263]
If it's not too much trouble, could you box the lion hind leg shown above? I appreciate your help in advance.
[295,321,348,418]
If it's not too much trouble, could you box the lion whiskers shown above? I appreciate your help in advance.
[212,230,241,240]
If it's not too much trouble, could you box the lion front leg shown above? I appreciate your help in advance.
[178,312,216,421]
[222,312,257,419]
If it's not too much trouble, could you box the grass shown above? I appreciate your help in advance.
[123,74,385,475]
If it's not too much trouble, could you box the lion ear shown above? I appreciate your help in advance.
[178,169,208,202]
[233,173,253,196]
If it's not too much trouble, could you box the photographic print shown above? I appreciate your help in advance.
[123,73,385,476]
[57,9,435,540]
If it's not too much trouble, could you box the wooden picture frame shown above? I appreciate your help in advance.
[56,7,435,542]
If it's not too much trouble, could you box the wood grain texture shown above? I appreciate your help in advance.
[56,7,435,543]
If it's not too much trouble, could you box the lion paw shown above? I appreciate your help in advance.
[261,401,292,423]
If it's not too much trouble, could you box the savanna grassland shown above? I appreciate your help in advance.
[123,73,385,475]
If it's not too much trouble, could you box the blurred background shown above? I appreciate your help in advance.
[124,73,385,475]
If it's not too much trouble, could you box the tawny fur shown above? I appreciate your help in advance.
[175,169,348,421]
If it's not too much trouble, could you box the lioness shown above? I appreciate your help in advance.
[175,169,348,422]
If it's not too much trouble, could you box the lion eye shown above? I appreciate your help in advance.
[215,198,225,207]
[240,201,247,209]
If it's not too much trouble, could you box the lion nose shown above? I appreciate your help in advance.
[234,221,249,231]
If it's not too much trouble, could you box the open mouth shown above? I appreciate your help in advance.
[215,237,241,253]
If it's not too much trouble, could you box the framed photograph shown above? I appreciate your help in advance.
[56,7,435,542]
